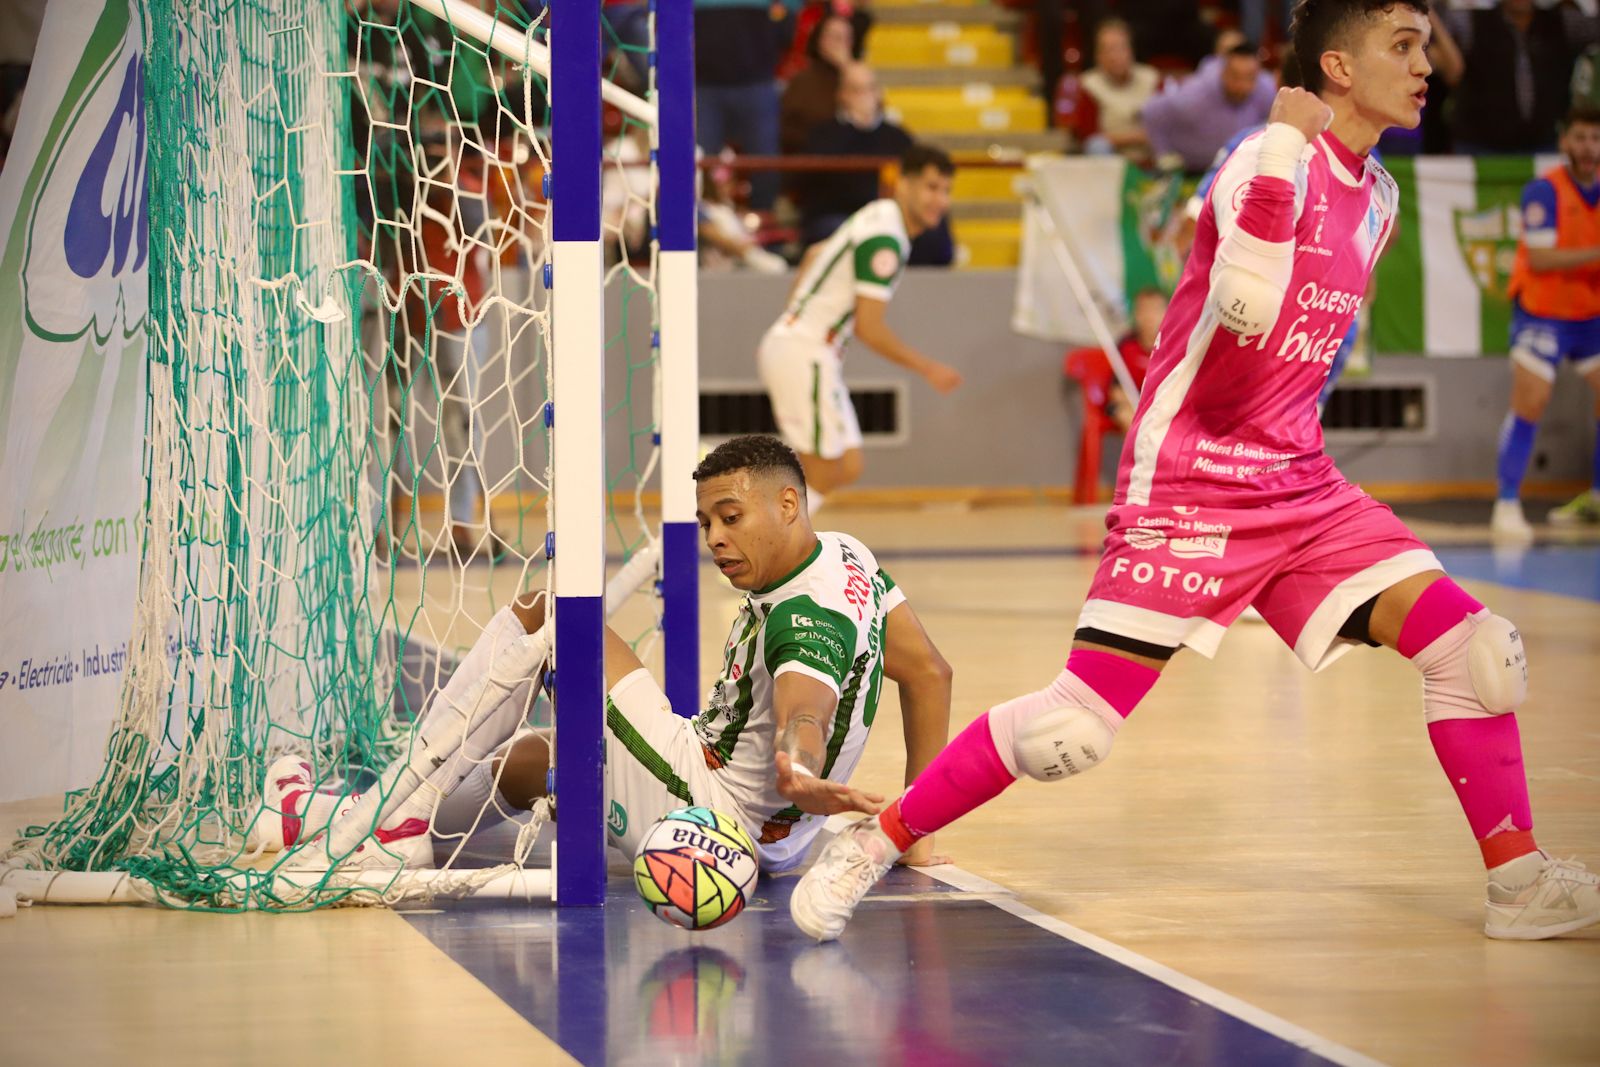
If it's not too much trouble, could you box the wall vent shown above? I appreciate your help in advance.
[698,381,908,444]
[1321,380,1432,439]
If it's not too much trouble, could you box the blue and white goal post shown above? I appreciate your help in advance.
[549,0,700,905]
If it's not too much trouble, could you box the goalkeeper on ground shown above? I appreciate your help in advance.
[249,436,952,871]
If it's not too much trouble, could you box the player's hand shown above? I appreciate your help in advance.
[921,361,964,394]
[896,834,950,867]
[1268,87,1333,142]
[774,752,886,817]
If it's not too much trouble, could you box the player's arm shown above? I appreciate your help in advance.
[853,295,963,393]
[768,603,886,816]
[882,598,953,866]
[1207,88,1329,337]
[1526,246,1600,270]
[772,673,886,816]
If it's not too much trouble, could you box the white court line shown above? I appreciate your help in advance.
[820,816,1386,1067]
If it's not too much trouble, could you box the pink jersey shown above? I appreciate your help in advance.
[1116,130,1397,508]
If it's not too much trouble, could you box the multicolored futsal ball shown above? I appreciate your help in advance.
[633,806,759,930]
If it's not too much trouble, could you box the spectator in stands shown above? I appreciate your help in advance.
[794,61,912,247]
[1140,43,1273,173]
[0,0,44,172]
[695,0,798,210]
[602,1,651,92]
[1115,0,1214,69]
[1068,18,1161,161]
[780,13,855,155]
[1575,44,1600,113]
[699,154,789,273]
[1064,287,1163,435]
[1437,0,1598,154]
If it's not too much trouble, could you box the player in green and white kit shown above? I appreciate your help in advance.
[760,144,965,514]
[496,435,952,868]
[245,436,954,871]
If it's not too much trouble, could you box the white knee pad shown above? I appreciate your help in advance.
[1466,614,1528,715]
[1414,610,1528,722]
[987,677,1122,782]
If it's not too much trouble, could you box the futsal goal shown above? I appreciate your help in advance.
[0,0,699,910]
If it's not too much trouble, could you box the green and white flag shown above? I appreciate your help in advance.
[1016,152,1561,358]
[1013,155,1186,345]
[0,0,146,801]
[1367,155,1558,356]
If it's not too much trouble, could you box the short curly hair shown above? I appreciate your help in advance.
[692,434,807,492]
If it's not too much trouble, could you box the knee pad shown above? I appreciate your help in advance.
[1466,614,1527,715]
[990,701,1119,782]
[1415,610,1528,722]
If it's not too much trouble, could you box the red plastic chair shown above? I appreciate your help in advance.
[1063,346,1117,504]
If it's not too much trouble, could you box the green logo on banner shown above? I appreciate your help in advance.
[608,800,628,838]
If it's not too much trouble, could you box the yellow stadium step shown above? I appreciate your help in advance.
[866,24,1013,70]
[885,85,1044,135]
[951,165,1026,201]
[873,3,1021,27]
[953,218,1021,269]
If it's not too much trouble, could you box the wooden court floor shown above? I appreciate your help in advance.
[2,503,1597,1066]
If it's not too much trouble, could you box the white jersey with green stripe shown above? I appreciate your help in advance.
[693,531,905,871]
[771,199,910,351]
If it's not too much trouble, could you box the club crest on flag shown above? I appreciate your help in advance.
[1451,202,1520,302]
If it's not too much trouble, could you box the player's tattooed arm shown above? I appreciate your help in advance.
[779,712,826,776]
[772,672,884,816]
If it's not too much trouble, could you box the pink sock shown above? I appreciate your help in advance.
[885,711,1016,850]
[1427,717,1537,868]
[884,652,1159,850]
[1402,578,1538,868]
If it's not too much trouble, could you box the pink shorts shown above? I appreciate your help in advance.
[1077,481,1441,671]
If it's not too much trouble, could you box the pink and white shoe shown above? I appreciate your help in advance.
[246,755,346,852]
[248,756,432,870]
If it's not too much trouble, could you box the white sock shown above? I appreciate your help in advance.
[429,757,505,837]
[806,487,826,518]
[1489,849,1546,888]
[367,607,545,835]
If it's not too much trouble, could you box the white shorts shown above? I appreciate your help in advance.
[757,330,861,460]
[603,668,745,857]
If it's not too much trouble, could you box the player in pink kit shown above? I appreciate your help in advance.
[791,0,1600,943]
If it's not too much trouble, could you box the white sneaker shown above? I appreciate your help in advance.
[282,814,436,872]
[250,755,432,870]
[246,755,343,852]
[789,818,901,942]
[1484,852,1600,940]
[1491,499,1535,544]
